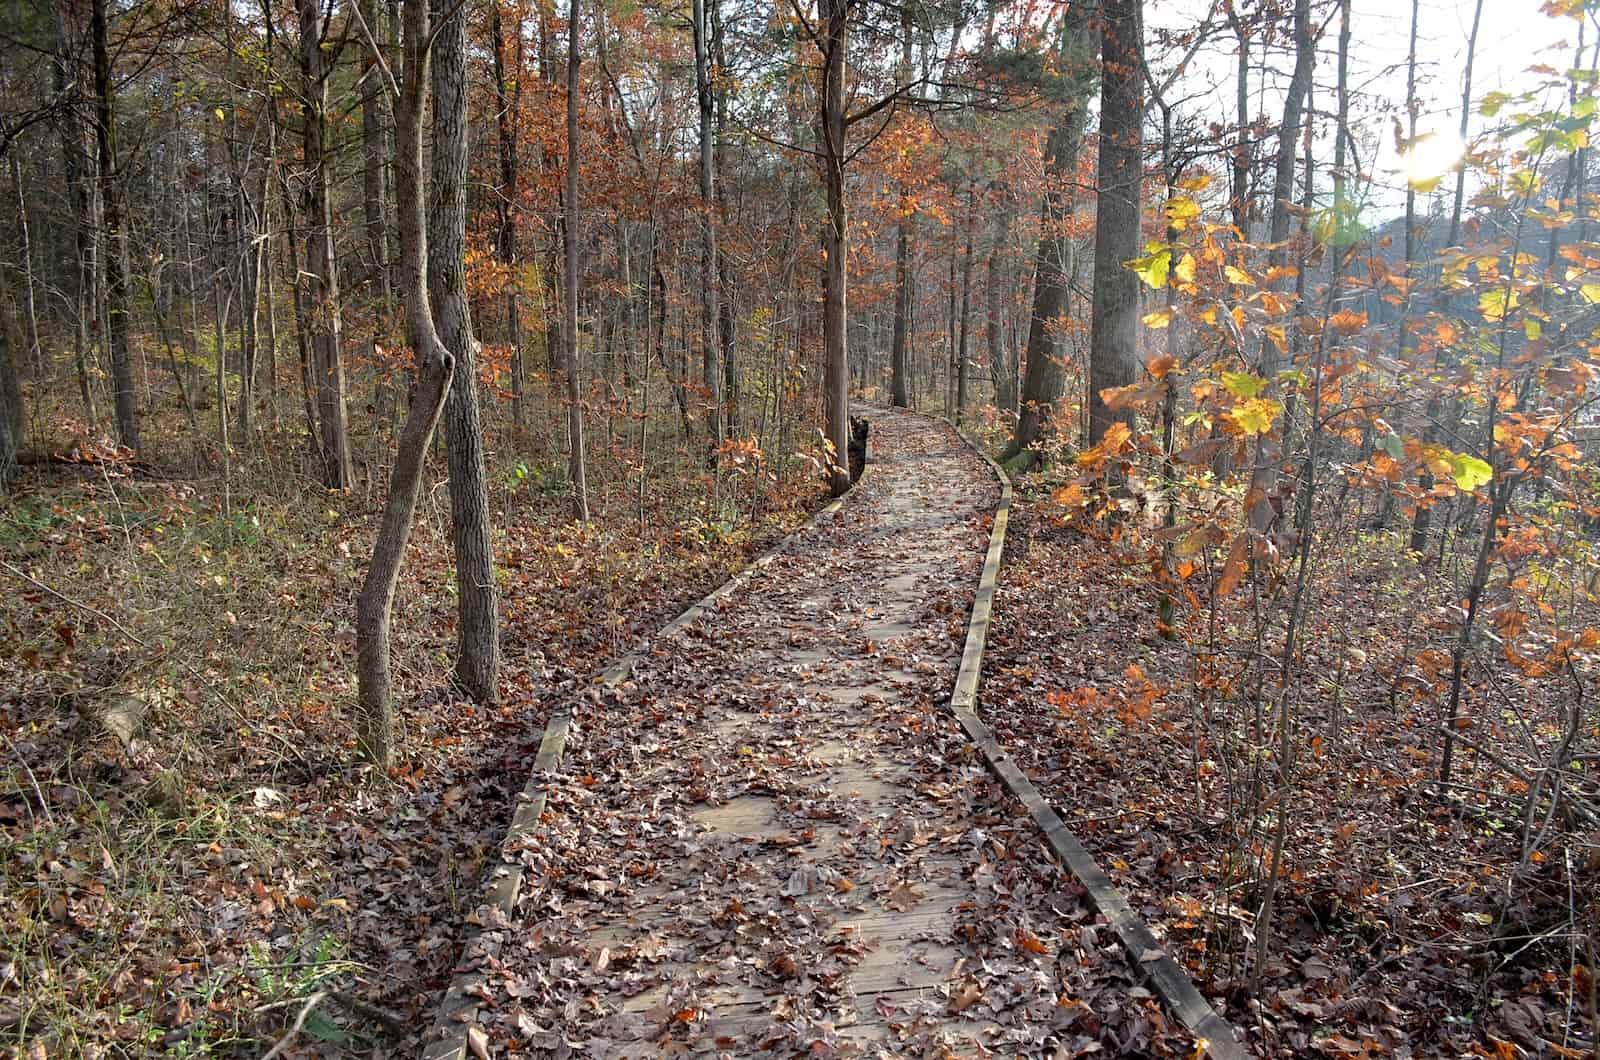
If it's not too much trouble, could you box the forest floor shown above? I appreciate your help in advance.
[0,413,830,1058]
[981,489,1600,1059]
[452,408,1198,1058]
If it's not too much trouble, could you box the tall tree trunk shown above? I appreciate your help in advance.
[817,0,850,495]
[1226,0,1252,234]
[0,269,22,483]
[492,0,525,431]
[356,0,458,768]
[91,0,138,451]
[1411,0,1482,552]
[693,0,722,448]
[713,2,738,438]
[11,159,42,375]
[1087,0,1142,449]
[1003,0,1095,464]
[55,3,99,430]
[298,0,354,488]
[889,10,914,408]
[430,0,500,704]
[361,0,394,312]
[563,0,591,520]
[1245,0,1312,531]
[955,192,975,425]
[985,185,1015,414]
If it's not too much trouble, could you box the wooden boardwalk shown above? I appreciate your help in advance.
[452,409,1202,1057]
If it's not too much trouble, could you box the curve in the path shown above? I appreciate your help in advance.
[451,408,1198,1057]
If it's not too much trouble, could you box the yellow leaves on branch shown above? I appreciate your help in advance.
[1125,245,1196,290]
[1418,442,1494,492]
[1225,397,1282,437]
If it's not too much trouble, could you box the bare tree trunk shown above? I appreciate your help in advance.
[817,0,851,495]
[1411,0,1482,552]
[298,0,354,488]
[491,0,525,431]
[955,192,975,425]
[1245,0,1312,531]
[356,0,457,768]
[1087,0,1142,450]
[430,0,499,704]
[563,0,590,520]
[92,0,138,452]
[889,11,914,409]
[985,185,1015,415]
[11,159,42,375]
[693,0,722,449]
[361,0,394,312]
[0,269,23,482]
[1003,0,1094,464]
[55,4,99,431]
[713,3,738,439]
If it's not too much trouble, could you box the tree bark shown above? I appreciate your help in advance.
[1087,0,1143,449]
[693,0,723,449]
[361,0,394,312]
[429,0,500,704]
[1003,0,1095,463]
[91,0,138,452]
[297,0,354,489]
[817,0,851,495]
[1410,0,1482,552]
[356,0,457,768]
[889,11,914,408]
[1245,0,1312,531]
[955,192,975,425]
[563,0,591,520]
[491,0,525,431]
[984,184,1015,415]
[0,269,22,483]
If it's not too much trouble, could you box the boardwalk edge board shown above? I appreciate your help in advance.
[938,415,1252,1060]
[420,467,873,1060]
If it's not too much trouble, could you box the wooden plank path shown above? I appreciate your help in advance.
[424,408,1245,1058]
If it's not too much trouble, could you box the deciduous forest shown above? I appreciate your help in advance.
[2,0,1599,1054]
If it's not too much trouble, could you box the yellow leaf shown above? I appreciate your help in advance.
[1227,397,1282,436]
[1221,371,1268,399]
[1164,196,1201,231]
[1126,249,1172,290]
[1142,309,1173,329]
[1581,282,1600,304]
[1173,252,1196,284]
[1224,265,1254,286]
[1479,288,1518,321]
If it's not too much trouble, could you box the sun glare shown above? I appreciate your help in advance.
[1401,130,1467,190]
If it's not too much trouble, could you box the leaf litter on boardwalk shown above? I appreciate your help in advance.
[468,411,1197,1058]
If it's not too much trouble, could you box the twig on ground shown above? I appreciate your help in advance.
[257,990,329,1060]
[1,729,54,825]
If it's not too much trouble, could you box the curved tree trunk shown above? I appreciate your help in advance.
[430,0,499,704]
[356,0,456,768]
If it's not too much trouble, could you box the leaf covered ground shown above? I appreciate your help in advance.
[0,428,828,1057]
[451,409,1199,1059]
[980,487,1600,1059]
